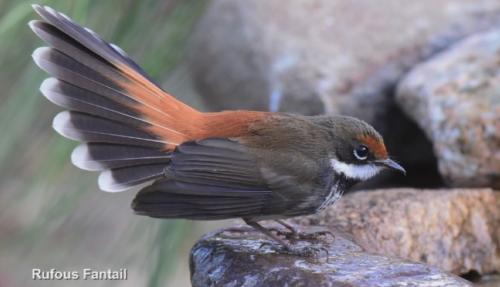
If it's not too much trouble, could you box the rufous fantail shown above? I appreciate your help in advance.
[30,5,405,253]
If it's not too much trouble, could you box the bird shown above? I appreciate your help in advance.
[29,5,405,254]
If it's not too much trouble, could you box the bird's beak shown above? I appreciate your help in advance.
[376,159,406,175]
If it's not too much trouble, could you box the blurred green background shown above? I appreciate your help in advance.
[0,1,224,286]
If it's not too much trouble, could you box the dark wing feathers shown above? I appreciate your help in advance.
[170,140,269,188]
[133,139,320,220]
[132,139,277,219]
[133,181,271,220]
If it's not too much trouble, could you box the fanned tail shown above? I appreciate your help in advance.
[30,5,267,192]
[30,5,202,191]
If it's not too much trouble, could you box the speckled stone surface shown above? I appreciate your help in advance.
[190,227,471,287]
[296,188,500,275]
[397,30,500,188]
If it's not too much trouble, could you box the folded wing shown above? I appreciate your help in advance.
[132,138,313,220]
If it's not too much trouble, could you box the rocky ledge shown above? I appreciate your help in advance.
[295,188,500,275]
[190,227,471,287]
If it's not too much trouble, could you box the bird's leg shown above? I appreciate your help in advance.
[271,220,335,241]
[275,219,300,235]
[214,219,294,251]
[213,219,329,258]
[264,219,300,238]
[243,219,293,250]
[245,219,330,258]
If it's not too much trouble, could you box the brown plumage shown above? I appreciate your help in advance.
[30,5,405,253]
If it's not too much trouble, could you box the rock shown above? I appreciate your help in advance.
[396,30,500,188]
[189,0,500,115]
[188,0,500,183]
[474,274,500,287]
[190,227,471,287]
[295,188,500,275]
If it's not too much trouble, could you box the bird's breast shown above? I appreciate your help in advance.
[315,174,351,212]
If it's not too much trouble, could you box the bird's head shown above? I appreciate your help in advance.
[316,115,405,181]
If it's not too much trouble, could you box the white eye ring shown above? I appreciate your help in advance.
[353,145,369,160]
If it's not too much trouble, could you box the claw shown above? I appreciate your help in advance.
[284,245,330,261]
[311,229,335,241]
[258,241,276,249]
[273,227,335,242]
[267,227,296,239]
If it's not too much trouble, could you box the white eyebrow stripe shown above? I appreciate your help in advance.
[330,159,383,180]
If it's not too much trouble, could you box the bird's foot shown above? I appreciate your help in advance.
[217,222,331,261]
[276,229,334,241]
[269,221,335,242]
[283,244,330,261]
[257,239,329,260]
[286,227,335,242]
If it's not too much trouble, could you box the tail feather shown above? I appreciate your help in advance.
[52,111,166,148]
[32,5,150,79]
[40,78,143,127]
[33,45,192,145]
[98,164,168,192]
[30,20,129,85]
[31,5,203,146]
[71,143,171,171]
[32,47,133,109]
[31,20,192,141]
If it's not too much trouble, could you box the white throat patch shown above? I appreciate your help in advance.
[330,159,383,180]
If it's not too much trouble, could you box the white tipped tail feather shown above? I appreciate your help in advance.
[52,111,81,140]
[98,170,128,193]
[98,166,166,193]
[71,144,102,171]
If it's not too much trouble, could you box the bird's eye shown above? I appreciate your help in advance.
[353,145,369,160]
